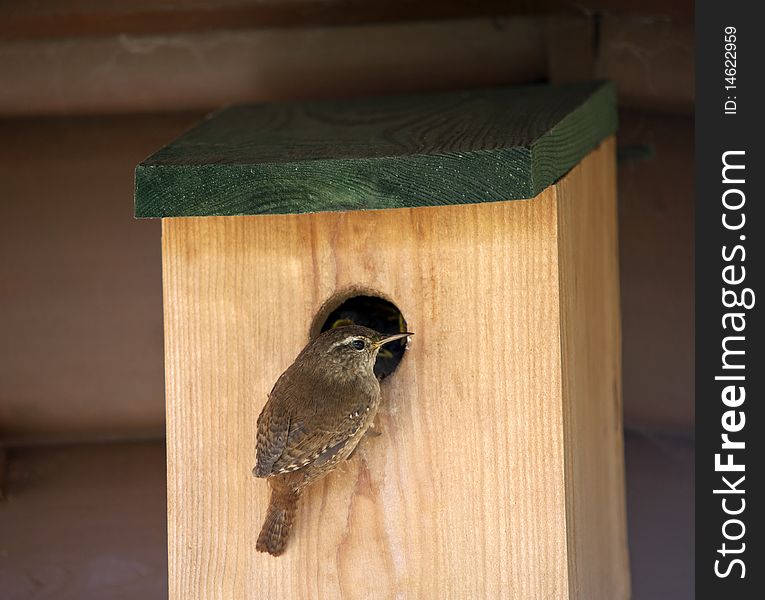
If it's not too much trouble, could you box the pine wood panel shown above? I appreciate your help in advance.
[557,137,630,598]
[161,139,627,598]
[162,188,568,598]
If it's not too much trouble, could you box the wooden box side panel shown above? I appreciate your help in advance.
[162,192,570,599]
[555,137,631,599]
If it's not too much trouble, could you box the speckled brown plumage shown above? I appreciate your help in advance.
[253,325,412,556]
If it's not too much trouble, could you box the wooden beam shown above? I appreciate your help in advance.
[0,18,546,117]
[0,0,693,41]
[596,16,694,114]
[546,15,694,114]
[0,14,694,117]
[135,82,616,217]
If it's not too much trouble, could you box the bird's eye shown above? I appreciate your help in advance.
[351,339,365,351]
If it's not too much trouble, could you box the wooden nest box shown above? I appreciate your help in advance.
[135,82,630,599]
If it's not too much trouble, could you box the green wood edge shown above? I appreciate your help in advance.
[134,83,616,218]
[530,82,617,194]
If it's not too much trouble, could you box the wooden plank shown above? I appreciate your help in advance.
[546,15,694,115]
[0,0,693,41]
[0,14,693,118]
[0,18,546,117]
[161,139,627,598]
[162,182,568,599]
[0,442,168,599]
[596,16,694,114]
[136,82,616,216]
[557,136,630,598]
[0,113,202,446]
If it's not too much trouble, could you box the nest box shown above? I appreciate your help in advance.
[135,82,630,599]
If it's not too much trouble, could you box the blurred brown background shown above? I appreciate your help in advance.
[0,1,693,598]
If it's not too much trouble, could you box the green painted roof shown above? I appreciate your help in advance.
[135,81,616,217]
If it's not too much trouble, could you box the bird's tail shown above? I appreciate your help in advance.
[257,485,300,556]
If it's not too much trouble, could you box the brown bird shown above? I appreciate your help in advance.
[253,325,413,556]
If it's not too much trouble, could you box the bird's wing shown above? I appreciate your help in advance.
[266,401,372,476]
[254,396,293,478]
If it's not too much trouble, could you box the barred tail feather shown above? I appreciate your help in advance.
[257,487,300,556]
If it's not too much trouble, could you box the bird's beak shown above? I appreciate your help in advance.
[373,332,414,348]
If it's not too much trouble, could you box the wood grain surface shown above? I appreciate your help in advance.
[136,82,616,217]
[557,137,630,598]
[161,138,628,598]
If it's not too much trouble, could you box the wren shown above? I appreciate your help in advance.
[253,324,413,556]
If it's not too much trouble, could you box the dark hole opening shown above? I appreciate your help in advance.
[317,295,408,380]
